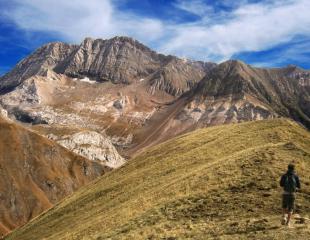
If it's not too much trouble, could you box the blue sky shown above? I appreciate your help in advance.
[0,0,310,76]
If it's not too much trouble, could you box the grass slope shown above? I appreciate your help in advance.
[6,118,310,240]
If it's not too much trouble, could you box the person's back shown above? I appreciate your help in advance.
[279,164,301,227]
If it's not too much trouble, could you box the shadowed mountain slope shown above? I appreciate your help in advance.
[6,119,310,240]
[0,117,109,237]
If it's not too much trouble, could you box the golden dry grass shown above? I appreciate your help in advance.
[6,118,310,240]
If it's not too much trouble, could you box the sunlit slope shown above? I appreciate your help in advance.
[6,118,310,240]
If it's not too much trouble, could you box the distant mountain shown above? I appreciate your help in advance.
[184,60,310,128]
[5,119,310,240]
[128,60,310,155]
[0,36,212,96]
[0,36,309,158]
[192,60,310,128]
[0,116,109,236]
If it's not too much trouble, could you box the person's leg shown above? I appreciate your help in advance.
[281,194,288,225]
[286,211,292,226]
[282,208,287,218]
[286,195,295,226]
[281,208,287,225]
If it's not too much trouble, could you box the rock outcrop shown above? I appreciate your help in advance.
[0,105,8,118]
[48,131,125,168]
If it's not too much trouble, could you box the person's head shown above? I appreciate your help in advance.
[287,164,295,172]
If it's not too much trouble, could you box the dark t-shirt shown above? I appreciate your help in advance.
[280,171,301,193]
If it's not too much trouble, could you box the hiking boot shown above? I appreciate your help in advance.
[281,217,287,225]
[286,222,294,228]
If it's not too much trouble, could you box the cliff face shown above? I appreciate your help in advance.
[0,37,210,97]
[0,117,109,236]
[58,37,162,84]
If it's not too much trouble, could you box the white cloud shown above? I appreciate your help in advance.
[5,0,164,43]
[162,0,310,61]
[3,0,310,63]
[6,0,113,40]
[174,0,214,17]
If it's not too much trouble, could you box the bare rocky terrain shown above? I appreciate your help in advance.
[48,130,125,168]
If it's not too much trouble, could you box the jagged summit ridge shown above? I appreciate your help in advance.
[180,59,310,129]
[0,36,212,97]
[0,42,78,93]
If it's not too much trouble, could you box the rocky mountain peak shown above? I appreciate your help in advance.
[1,36,210,96]
[0,42,77,93]
[215,59,251,76]
[193,59,256,98]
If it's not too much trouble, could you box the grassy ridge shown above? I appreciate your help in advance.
[6,118,310,239]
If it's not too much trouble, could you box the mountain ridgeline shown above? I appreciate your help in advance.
[0,37,309,133]
[0,36,212,96]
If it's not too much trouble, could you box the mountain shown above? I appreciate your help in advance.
[0,116,109,237]
[0,42,78,94]
[0,36,210,96]
[0,37,309,158]
[0,36,214,159]
[127,60,310,155]
[5,119,310,240]
[189,61,310,127]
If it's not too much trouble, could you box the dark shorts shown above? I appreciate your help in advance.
[282,194,295,212]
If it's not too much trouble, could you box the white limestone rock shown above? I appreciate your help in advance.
[55,131,125,168]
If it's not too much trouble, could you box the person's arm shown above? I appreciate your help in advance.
[295,175,301,189]
[280,175,285,187]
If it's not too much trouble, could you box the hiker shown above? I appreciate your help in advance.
[280,164,301,227]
